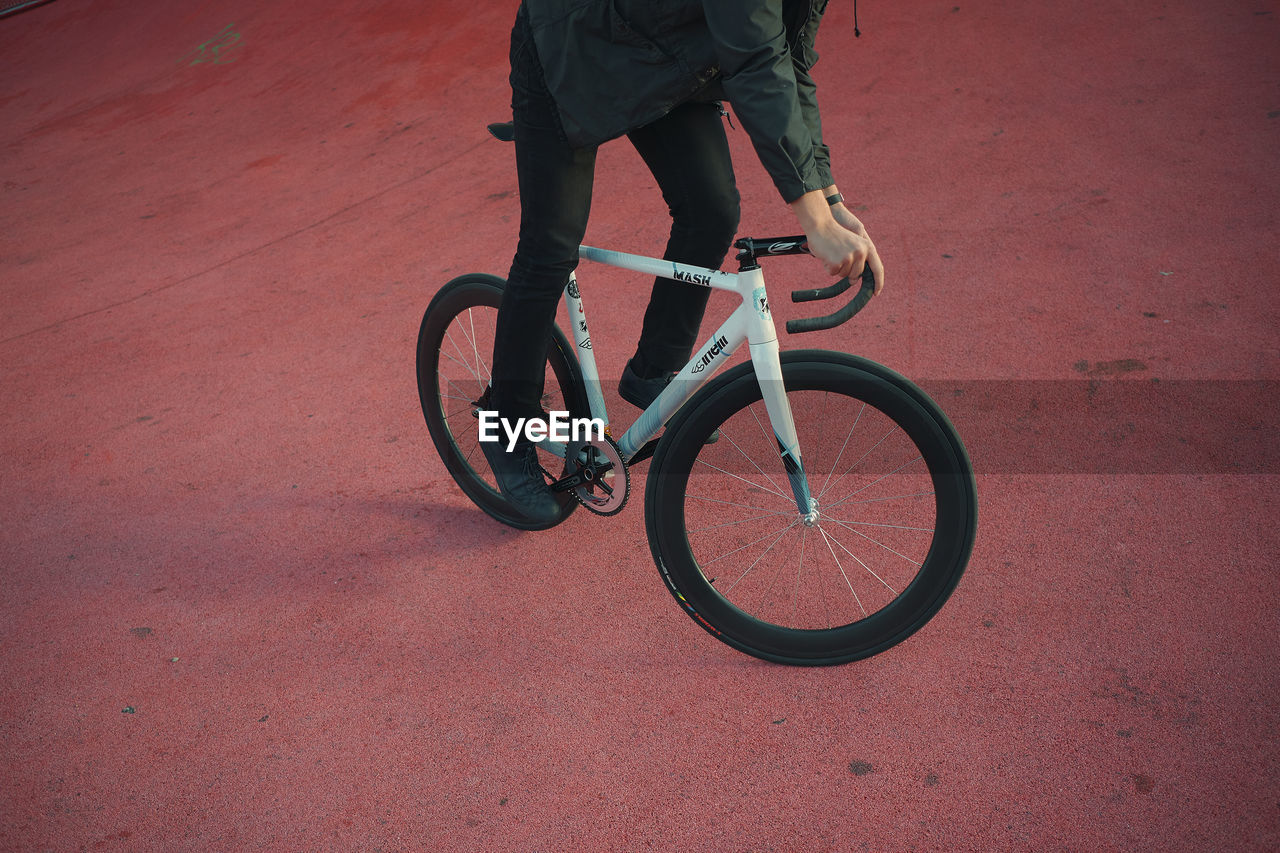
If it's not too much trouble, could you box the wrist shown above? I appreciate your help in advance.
[789,189,835,232]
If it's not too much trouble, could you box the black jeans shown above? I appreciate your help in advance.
[490,6,741,421]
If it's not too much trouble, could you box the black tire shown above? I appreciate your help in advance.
[645,350,977,665]
[416,274,587,530]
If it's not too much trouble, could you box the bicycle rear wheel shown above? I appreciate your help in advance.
[645,350,977,665]
[416,273,586,529]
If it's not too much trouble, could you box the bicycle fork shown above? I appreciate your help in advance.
[742,287,817,522]
[749,336,817,523]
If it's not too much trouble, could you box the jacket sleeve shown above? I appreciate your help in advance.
[701,0,828,202]
[790,7,834,189]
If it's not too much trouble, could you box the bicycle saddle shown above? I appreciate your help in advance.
[487,121,515,142]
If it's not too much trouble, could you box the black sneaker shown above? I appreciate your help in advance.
[479,437,561,525]
[618,360,719,443]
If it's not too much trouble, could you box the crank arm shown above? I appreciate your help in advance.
[548,460,615,493]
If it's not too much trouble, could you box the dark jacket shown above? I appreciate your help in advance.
[525,0,833,202]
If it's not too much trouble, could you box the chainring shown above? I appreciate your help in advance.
[561,433,629,516]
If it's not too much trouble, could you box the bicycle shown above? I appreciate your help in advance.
[416,147,977,667]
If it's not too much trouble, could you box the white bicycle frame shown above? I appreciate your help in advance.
[564,244,816,517]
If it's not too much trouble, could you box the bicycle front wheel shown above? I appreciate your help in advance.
[416,273,585,530]
[645,350,977,666]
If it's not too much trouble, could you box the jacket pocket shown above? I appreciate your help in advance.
[608,0,678,68]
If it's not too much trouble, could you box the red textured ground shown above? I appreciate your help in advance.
[2,0,1277,849]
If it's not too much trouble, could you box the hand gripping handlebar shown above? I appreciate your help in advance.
[732,236,877,334]
[786,262,876,333]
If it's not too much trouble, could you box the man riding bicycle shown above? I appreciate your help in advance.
[485,0,884,523]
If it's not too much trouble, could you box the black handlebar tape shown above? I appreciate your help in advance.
[785,264,876,334]
[791,276,852,303]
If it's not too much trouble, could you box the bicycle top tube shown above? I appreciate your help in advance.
[578,245,740,294]
[579,237,877,334]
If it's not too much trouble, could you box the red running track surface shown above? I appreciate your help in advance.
[1,0,1277,849]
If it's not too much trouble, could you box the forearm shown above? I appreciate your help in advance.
[789,189,836,232]
[792,186,844,221]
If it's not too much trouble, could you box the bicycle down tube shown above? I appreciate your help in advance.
[574,244,814,516]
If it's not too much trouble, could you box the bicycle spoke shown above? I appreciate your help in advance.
[438,340,481,380]
[820,517,935,533]
[825,454,926,512]
[441,316,489,387]
[817,400,865,501]
[717,517,803,594]
[684,492,797,518]
[838,491,934,505]
[819,424,899,503]
[686,512,796,534]
[462,307,491,386]
[819,521,901,598]
[442,407,478,431]
[700,518,801,572]
[439,389,481,407]
[791,526,809,625]
[693,456,792,504]
[818,525,869,619]
[824,516,923,569]
[464,443,486,475]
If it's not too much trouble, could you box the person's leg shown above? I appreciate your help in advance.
[491,4,596,423]
[483,5,596,523]
[624,102,741,383]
